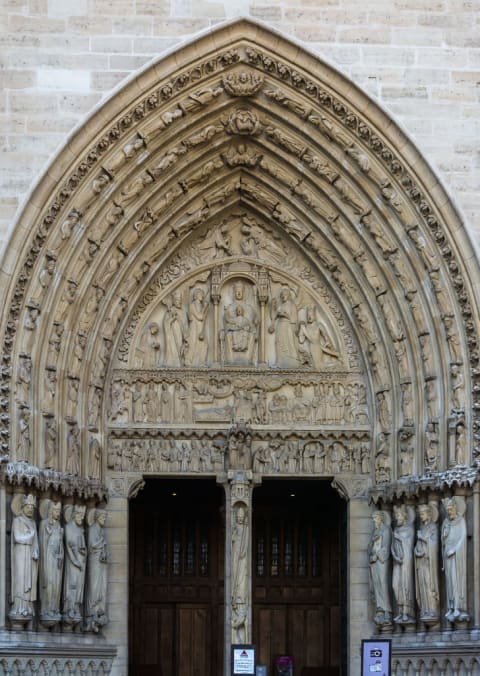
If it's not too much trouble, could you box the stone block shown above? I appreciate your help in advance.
[112,16,153,34]
[91,36,133,53]
[8,92,58,114]
[136,0,170,14]
[8,13,65,32]
[294,24,336,42]
[57,92,103,114]
[90,71,130,91]
[67,15,113,34]
[48,0,87,17]
[382,85,429,98]
[37,68,91,91]
[338,26,392,44]
[0,70,37,89]
[90,0,135,13]
[132,37,181,54]
[250,5,283,21]
[109,54,153,70]
[393,26,443,47]
[152,18,210,36]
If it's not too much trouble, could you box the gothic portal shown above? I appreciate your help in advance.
[1,18,480,676]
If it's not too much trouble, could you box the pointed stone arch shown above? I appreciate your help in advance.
[1,17,480,675]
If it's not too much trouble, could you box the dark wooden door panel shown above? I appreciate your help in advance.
[129,479,224,676]
[177,605,210,676]
[253,480,344,675]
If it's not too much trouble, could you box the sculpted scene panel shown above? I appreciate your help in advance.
[123,214,355,373]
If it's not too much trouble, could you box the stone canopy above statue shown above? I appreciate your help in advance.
[121,213,354,373]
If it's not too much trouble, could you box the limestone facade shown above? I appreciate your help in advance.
[0,15,480,676]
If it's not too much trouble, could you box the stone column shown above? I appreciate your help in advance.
[0,484,6,629]
[333,477,374,675]
[225,470,254,674]
[474,482,480,627]
[106,474,144,676]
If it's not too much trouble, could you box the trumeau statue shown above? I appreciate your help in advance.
[391,504,415,625]
[86,508,108,633]
[9,494,39,628]
[231,501,249,644]
[39,499,64,627]
[368,511,393,630]
[63,504,87,629]
[441,496,469,624]
[414,502,440,626]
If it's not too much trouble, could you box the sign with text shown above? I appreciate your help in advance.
[232,645,256,675]
[361,639,391,676]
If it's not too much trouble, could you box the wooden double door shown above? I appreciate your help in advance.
[129,478,344,676]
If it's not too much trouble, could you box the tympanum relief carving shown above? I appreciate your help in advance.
[104,212,373,479]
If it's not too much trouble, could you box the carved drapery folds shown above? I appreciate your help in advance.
[370,484,473,634]
[7,486,108,634]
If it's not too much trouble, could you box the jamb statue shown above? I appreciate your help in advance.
[368,510,393,630]
[39,499,64,627]
[441,496,469,625]
[9,493,39,629]
[62,504,87,630]
[86,508,109,632]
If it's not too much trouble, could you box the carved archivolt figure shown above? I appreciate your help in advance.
[185,288,209,366]
[86,509,108,633]
[9,494,39,626]
[66,423,81,475]
[63,504,87,628]
[442,496,469,624]
[163,291,189,366]
[222,281,258,365]
[368,510,392,629]
[391,504,415,625]
[269,287,300,367]
[39,500,64,627]
[414,502,440,625]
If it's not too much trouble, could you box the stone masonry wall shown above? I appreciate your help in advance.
[1,0,479,257]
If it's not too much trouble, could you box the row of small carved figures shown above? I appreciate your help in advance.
[8,494,108,633]
[369,497,469,629]
[109,380,369,426]
[107,438,371,474]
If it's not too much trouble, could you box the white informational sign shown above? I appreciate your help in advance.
[233,647,256,674]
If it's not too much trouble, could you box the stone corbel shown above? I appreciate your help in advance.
[107,473,145,499]
[332,475,371,501]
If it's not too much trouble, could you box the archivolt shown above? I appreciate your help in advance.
[1,18,479,490]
